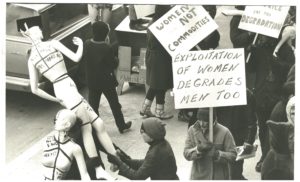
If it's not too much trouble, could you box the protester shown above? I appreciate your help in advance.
[42,109,90,180]
[107,117,179,180]
[83,21,132,133]
[178,5,220,124]
[229,6,256,89]
[261,96,294,179]
[140,5,174,120]
[269,64,295,126]
[183,108,236,180]
[216,89,257,180]
[247,10,295,171]
[18,16,117,179]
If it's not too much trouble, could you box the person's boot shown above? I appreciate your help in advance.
[140,99,155,118]
[119,121,132,134]
[155,104,173,120]
[135,18,150,24]
[129,19,148,31]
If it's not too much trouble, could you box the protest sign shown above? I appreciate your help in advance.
[238,6,290,38]
[134,5,155,19]
[172,49,246,109]
[149,5,218,57]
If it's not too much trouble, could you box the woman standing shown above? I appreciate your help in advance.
[140,5,174,120]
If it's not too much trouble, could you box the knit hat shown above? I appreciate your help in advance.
[141,117,166,140]
[196,108,216,122]
[92,21,110,41]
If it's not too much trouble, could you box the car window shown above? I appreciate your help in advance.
[48,4,88,35]
[6,3,35,36]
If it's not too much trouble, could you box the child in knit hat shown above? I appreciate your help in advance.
[107,117,179,180]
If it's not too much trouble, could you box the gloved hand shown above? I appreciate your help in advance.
[197,141,213,153]
[116,149,131,163]
[243,142,254,154]
[107,154,122,166]
[212,149,220,160]
[246,44,258,53]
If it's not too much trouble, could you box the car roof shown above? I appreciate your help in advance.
[14,4,55,13]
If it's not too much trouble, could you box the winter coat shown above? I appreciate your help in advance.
[216,89,257,146]
[145,29,173,90]
[261,120,294,179]
[83,40,118,90]
[184,122,236,180]
[117,139,179,180]
[248,34,295,111]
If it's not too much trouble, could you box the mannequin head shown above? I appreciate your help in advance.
[54,109,77,131]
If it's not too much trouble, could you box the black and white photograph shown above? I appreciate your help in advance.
[2,0,298,180]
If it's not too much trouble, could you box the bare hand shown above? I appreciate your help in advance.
[72,37,83,46]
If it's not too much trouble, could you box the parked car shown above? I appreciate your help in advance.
[6,3,92,92]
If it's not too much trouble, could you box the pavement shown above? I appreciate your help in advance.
[4,84,262,180]
[3,5,263,181]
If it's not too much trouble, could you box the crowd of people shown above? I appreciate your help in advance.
[18,4,295,180]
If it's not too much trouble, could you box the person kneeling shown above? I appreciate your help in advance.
[107,117,179,180]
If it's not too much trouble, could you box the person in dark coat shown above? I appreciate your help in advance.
[269,63,295,125]
[247,13,295,171]
[82,21,132,133]
[178,5,220,124]
[229,6,256,89]
[216,89,257,179]
[107,117,179,180]
[261,96,294,180]
[140,5,174,120]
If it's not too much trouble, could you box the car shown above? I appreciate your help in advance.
[6,3,92,92]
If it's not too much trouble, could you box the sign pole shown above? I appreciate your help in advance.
[246,33,258,63]
[209,107,213,142]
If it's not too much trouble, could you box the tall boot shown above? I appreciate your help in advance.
[155,104,173,120]
[140,99,155,117]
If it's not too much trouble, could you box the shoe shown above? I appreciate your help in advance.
[155,104,173,120]
[119,121,132,133]
[129,21,148,31]
[255,161,262,172]
[135,18,150,24]
[240,175,247,180]
[140,99,155,118]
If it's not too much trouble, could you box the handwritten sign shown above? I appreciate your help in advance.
[239,6,290,38]
[149,5,218,57]
[172,49,246,109]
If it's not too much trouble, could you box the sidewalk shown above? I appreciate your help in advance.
[4,84,261,180]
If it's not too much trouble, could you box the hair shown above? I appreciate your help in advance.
[92,21,110,41]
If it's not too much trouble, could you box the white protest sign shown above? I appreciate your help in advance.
[172,49,246,109]
[238,6,290,38]
[149,5,218,57]
[134,5,155,19]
